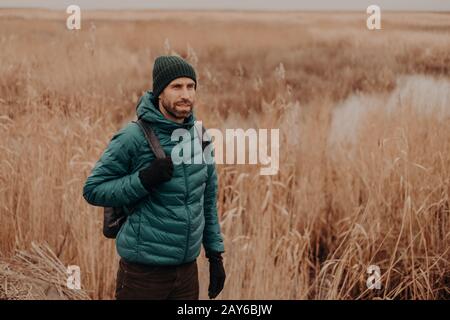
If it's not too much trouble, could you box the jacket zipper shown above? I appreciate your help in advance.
[182,162,191,263]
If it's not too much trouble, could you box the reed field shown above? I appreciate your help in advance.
[0,9,449,299]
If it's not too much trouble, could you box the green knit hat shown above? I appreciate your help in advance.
[152,55,197,98]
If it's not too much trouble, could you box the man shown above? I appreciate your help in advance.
[83,55,225,300]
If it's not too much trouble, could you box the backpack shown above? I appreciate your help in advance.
[102,118,209,239]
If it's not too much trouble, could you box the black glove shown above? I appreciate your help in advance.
[206,251,226,299]
[138,156,174,192]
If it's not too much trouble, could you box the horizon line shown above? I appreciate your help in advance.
[1,6,449,13]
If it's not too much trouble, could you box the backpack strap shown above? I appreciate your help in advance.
[134,119,166,159]
[134,118,211,160]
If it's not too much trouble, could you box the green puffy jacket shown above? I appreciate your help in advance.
[83,91,224,265]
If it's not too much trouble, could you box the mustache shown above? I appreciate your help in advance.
[175,100,193,106]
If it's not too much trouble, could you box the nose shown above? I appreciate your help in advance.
[180,87,190,100]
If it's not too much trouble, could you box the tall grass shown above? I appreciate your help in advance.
[0,10,449,299]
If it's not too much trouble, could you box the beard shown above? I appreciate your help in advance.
[160,97,194,120]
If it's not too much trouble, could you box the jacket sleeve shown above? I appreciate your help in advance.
[82,123,149,208]
[202,157,225,254]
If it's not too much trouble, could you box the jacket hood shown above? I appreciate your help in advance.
[136,91,196,133]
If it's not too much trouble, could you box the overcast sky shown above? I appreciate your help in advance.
[0,0,449,11]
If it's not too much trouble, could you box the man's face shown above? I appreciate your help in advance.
[158,77,196,121]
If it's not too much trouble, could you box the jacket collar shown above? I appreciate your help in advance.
[136,91,196,133]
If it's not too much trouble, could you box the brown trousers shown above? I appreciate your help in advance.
[115,258,199,300]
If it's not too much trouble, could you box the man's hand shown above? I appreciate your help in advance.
[206,251,226,299]
[138,156,174,192]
